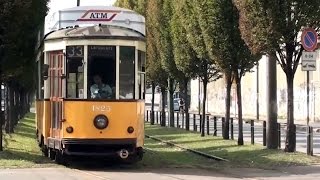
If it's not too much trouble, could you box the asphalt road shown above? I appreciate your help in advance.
[2,166,320,180]
[0,167,241,180]
[146,111,320,155]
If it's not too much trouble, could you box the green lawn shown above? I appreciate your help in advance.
[0,113,57,168]
[145,123,320,170]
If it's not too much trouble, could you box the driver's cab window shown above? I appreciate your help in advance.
[88,46,116,100]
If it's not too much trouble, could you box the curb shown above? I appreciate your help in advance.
[145,134,229,162]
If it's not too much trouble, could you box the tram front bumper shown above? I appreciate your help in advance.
[61,138,137,156]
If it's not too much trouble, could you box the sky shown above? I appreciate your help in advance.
[45,0,116,32]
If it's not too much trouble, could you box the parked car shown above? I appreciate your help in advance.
[173,98,184,112]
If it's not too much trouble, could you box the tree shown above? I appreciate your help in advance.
[145,0,169,126]
[171,1,199,131]
[178,0,222,137]
[197,0,259,144]
[159,0,187,127]
[235,0,320,151]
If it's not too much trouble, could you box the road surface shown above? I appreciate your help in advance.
[2,166,320,180]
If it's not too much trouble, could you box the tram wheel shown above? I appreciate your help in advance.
[48,148,56,160]
[55,150,67,165]
[41,145,49,157]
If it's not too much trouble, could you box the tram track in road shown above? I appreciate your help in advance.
[145,134,229,162]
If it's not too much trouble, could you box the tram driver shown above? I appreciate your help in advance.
[90,74,113,99]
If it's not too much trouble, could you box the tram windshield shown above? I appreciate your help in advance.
[65,45,144,100]
[88,46,116,100]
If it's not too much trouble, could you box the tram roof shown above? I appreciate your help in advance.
[44,25,145,41]
[46,6,145,36]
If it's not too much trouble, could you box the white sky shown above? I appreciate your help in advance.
[45,0,116,33]
[47,0,116,13]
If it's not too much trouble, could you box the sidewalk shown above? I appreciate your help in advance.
[220,164,320,179]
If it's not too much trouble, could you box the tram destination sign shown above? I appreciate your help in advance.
[88,46,116,57]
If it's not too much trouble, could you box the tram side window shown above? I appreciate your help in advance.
[138,50,146,99]
[119,46,135,99]
[66,46,84,99]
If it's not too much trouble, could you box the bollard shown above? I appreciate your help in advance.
[230,118,234,140]
[278,123,282,149]
[193,114,196,131]
[147,110,149,122]
[222,117,225,136]
[263,121,266,146]
[213,116,217,136]
[200,115,203,132]
[206,116,210,135]
[182,112,185,129]
[176,112,179,128]
[251,120,254,145]
[307,126,314,156]
[156,111,159,124]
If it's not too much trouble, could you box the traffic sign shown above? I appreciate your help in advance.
[301,28,318,52]
[301,61,316,71]
[301,51,317,71]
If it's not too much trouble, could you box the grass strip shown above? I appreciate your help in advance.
[145,123,320,170]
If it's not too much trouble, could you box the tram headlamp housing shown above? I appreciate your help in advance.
[66,126,74,133]
[127,126,134,134]
[93,115,109,130]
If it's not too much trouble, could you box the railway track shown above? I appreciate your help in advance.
[145,134,229,162]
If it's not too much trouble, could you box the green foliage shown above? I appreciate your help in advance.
[159,0,184,81]
[170,2,198,79]
[197,0,258,77]
[114,0,146,16]
[234,0,320,74]
[176,0,221,82]
[0,0,49,92]
[145,0,168,88]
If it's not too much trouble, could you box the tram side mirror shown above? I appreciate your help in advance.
[42,64,49,80]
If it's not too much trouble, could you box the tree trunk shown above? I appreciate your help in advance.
[201,79,208,137]
[150,82,155,125]
[236,74,243,145]
[223,73,232,140]
[266,54,278,149]
[183,78,190,131]
[161,87,166,127]
[5,85,14,133]
[0,78,3,151]
[168,78,174,127]
[284,74,296,152]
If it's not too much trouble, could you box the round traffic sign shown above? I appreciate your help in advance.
[301,28,318,52]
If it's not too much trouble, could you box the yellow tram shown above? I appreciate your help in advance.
[35,6,146,164]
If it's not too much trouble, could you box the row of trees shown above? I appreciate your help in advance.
[0,0,49,151]
[116,0,319,152]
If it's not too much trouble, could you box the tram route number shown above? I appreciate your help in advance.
[92,105,111,112]
[67,46,84,58]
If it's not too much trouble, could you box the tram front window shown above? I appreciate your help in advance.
[66,46,84,99]
[88,46,116,100]
[119,46,135,99]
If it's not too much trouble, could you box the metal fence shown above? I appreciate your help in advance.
[145,110,317,156]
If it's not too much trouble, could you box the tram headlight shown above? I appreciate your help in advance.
[93,115,109,130]
[127,126,134,134]
[66,126,74,133]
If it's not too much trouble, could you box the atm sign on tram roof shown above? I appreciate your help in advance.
[301,28,318,52]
